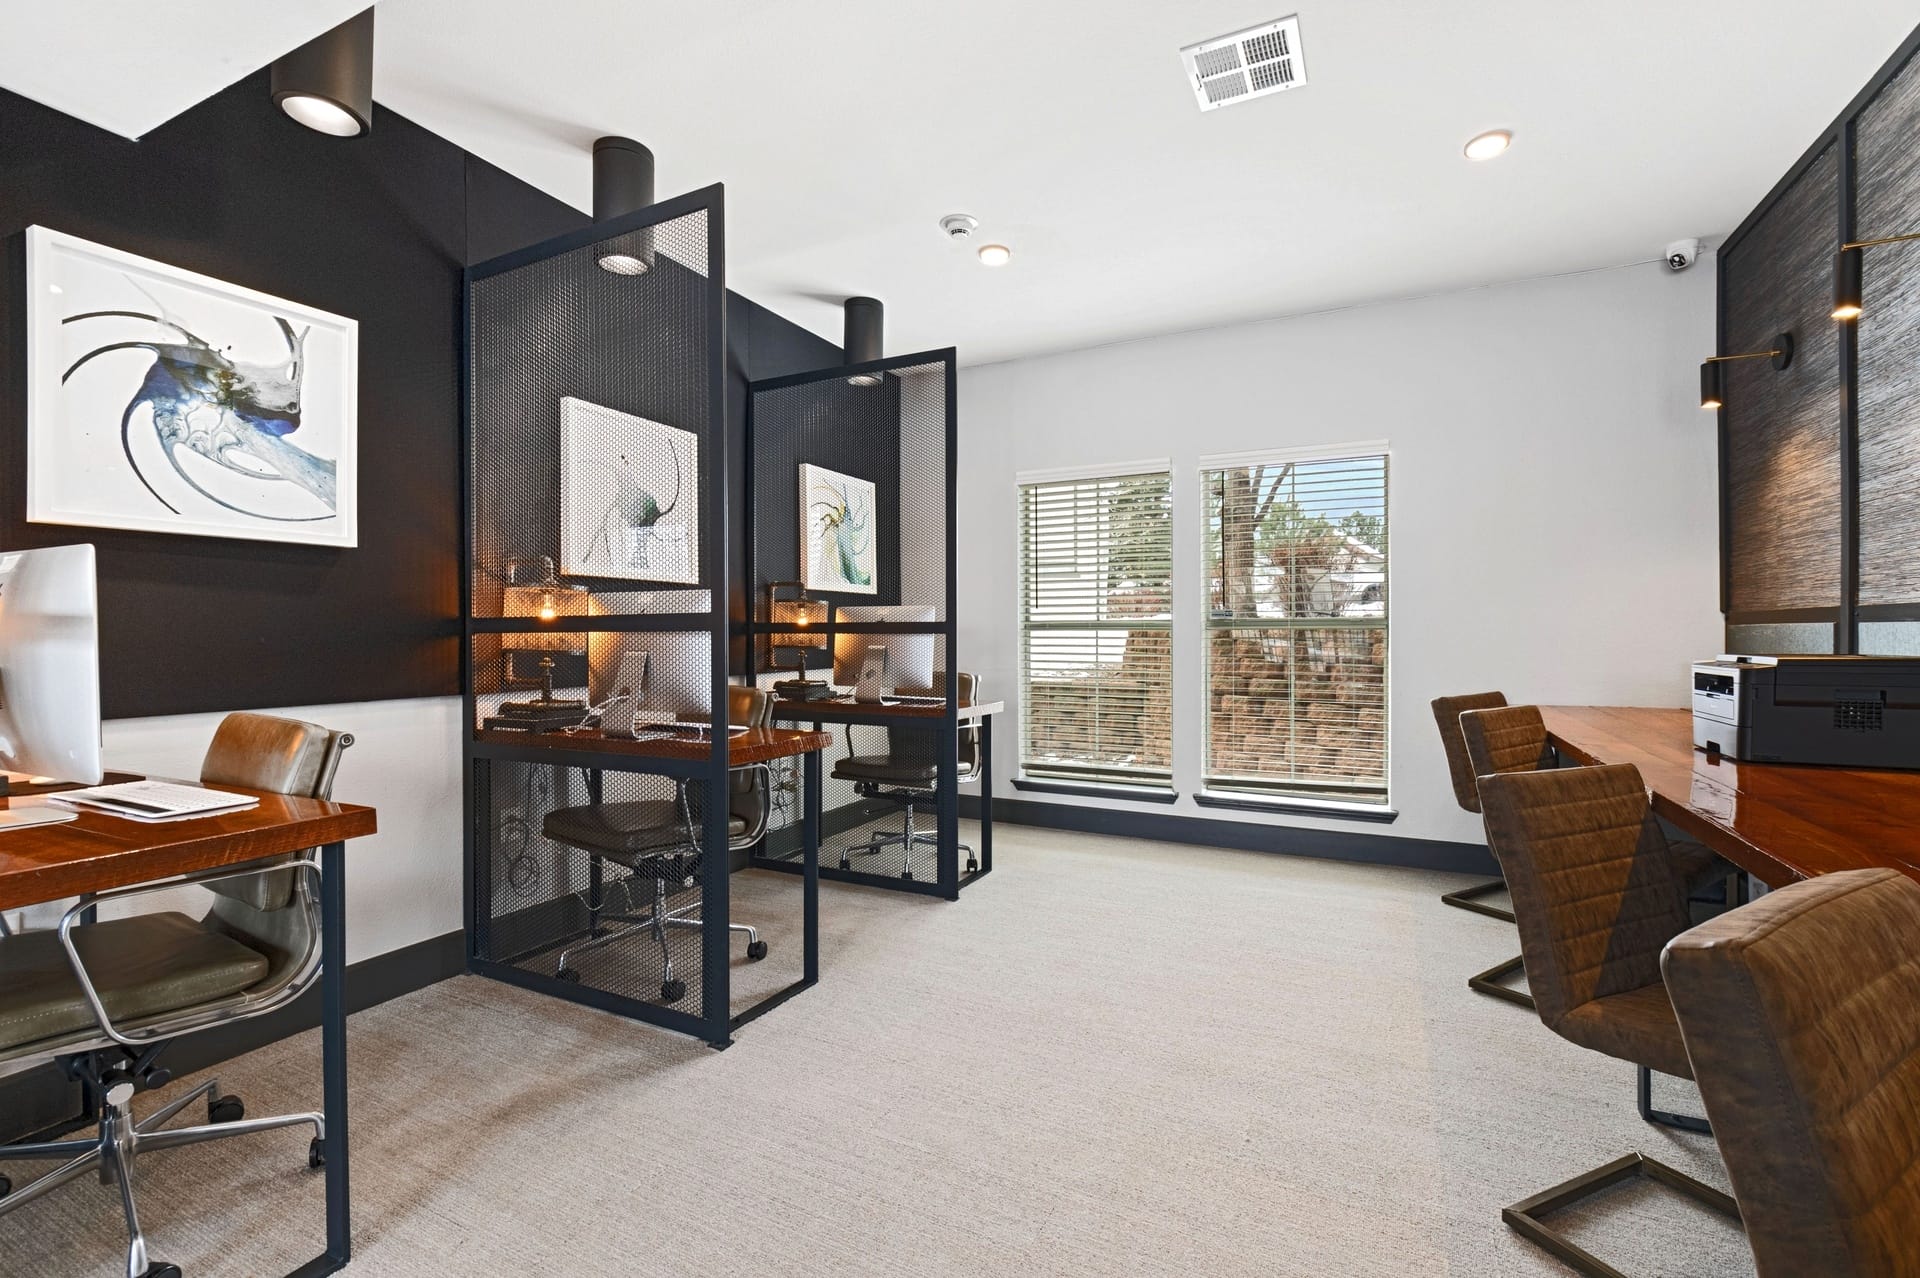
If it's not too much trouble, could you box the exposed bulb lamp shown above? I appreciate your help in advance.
[1699,333,1794,410]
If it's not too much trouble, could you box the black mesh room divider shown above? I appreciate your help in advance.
[743,349,990,899]
[463,187,816,1045]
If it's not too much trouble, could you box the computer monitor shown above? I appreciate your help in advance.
[0,544,103,799]
[833,605,935,692]
[587,631,709,717]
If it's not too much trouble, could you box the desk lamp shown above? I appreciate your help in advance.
[500,556,589,725]
[765,581,831,700]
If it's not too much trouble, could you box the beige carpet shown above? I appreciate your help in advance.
[1,825,1753,1277]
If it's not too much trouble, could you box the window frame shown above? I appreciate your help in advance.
[1197,443,1392,808]
[1014,459,1176,794]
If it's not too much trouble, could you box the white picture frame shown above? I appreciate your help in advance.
[26,226,358,547]
[800,462,877,594]
[559,396,701,584]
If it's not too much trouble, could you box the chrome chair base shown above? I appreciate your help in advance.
[1504,1151,1740,1278]
[840,800,978,880]
[0,1074,321,1278]
[554,872,767,1001]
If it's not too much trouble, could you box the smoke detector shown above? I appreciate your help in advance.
[1181,15,1307,111]
[940,213,979,240]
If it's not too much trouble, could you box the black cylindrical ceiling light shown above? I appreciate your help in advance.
[271,8,375,138]
[844,297,884,387]
[1699,332,1794,410]
[593,136,656,276]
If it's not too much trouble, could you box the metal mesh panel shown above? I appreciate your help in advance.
[480,761,710,1009]
[469,207,715,620]
[466,195,737,1032]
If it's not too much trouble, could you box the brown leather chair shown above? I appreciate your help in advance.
[542,685,775,1003]
[1663,868,1920,1278]
[1430,693,1533,1010]
[0,712,352,1278]
[1477,762,1741,1278]
[1462,704,1732,900]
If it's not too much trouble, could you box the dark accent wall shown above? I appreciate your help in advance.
[0,72,837,716]
[1718,23,1920,656]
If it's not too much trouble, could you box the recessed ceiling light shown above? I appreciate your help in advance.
[978,244,1012,267]
[1463,129,1513,161]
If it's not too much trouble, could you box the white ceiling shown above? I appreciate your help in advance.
[0,1,368,140]
[7,2,1918,366]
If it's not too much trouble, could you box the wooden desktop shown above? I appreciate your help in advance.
[1540,706,1920,888]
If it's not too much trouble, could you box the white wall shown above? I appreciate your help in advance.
[9,697,461,965]
[958,259,1723,848]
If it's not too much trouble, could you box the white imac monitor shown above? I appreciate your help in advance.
[587,631,709,718]
[0,544,103,806]
[833,605,935,693]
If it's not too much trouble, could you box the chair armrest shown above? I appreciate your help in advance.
[57,858,322,1049]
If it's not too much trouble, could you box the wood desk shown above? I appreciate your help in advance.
[1540,706,1920,888]
[767,697,1003,899]
[473,724,834,766]
[0,785,377,1278]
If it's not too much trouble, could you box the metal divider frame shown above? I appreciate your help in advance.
[742,349,977,899]
[460,185,742,1047]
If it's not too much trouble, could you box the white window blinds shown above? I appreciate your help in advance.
[1018,468,1174,789]
[1202,452,1389,803]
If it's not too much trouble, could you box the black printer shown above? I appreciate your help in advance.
[1690,655,1920,769]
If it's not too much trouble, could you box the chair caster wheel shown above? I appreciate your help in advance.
[0,1174,11,1199]
[660,978,687,1003]
[838,858,851,871]
[966,858,979,874]
[900,869,914,880]
[208,1095,245,1124]
[143,1265,182,1278]
[746,939,768,961]
[557,967,579,983]
[309,1137,325,1170]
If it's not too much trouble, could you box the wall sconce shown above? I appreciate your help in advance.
[1832,232,1920,320]
[500,556,589,714]
[765,581,830,697]
[1700,333,1794,410]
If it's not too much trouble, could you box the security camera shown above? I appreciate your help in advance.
[1665,238,1701,272]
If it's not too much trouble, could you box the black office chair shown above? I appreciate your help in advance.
[832,671,982,881]
[0,713,353,1278]
[542,686,774,1003]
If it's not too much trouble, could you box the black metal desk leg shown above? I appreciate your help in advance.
[320,839,350,1269]
[980,714,994,875]
[803,749,820,984]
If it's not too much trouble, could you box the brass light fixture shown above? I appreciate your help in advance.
[1699,333,1794,410]
[500,556,589,714]
[765,581,829,698]
[1831,232,1920,320]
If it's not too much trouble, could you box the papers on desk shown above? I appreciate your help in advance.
[51,781,260,823]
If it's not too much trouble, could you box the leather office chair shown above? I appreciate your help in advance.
[831,671,981,881]
[1432,693,1533,1010]
[1477,762,1741,1278]
[1431,691,1517,922]
[543,685,774,1003]
[0,712,353,1278]
[1663,868,1920,1278]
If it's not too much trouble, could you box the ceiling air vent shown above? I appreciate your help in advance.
[1181,15,1307,112]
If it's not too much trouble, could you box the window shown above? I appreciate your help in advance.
[1018,466,1174,790]
[1202,450,1389,805]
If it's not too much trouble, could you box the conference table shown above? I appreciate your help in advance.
[1540,705,1920,888]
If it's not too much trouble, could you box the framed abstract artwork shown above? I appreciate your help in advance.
[559,396,701,585]
[800,462,876,594]
[25,226,359,547]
